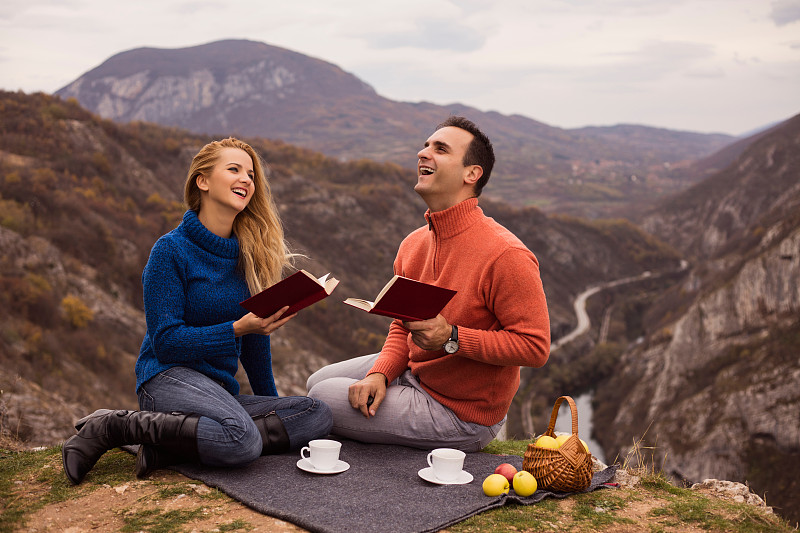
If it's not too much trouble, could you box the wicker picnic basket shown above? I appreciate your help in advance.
[522,395,593,492]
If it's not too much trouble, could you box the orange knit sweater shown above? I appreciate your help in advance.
[369,198,550,426]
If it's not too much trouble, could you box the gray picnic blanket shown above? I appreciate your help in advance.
[135,439,617,533]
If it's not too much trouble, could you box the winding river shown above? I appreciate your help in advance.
[512,270,660,462]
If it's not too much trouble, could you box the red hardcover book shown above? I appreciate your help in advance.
[240,270,339,318]
[343,275,456,321]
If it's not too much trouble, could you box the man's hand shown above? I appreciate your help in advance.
[348,373,387,418]
[403,314,451,351]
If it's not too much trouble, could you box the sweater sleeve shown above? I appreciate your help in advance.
[240,334,279,396]
[368,320,412,382]
[143,239,239,363]
[456,247,550,368]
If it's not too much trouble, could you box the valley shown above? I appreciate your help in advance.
[0,67,798,524]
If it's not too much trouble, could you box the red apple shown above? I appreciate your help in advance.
[494,462,518,483]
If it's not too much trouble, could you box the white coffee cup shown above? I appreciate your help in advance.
[426,448,466,481]
[300,439,342,470]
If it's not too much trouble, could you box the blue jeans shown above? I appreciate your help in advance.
[138,366,332,467]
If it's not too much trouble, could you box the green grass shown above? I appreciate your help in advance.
[0,445,240,533]
[0,445,138,533]
[1,442,796,533]
[0,446,74,533]
[450,444,796,533]
[217,519,253,532]
[153,479,229,501]
[119,507,204,533]
[481,439,529,456]
[449,484,636,532]
[640,471,793,533]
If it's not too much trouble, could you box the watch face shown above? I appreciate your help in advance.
[444,340,459,354]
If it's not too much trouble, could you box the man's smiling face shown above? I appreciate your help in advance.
[415,126,475,210]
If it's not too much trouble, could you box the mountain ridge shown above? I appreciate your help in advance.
[640,112,800,260]
[592,113,800,523]
[55,39,738,216]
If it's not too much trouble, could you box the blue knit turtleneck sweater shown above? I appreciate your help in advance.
[135,210,278,397]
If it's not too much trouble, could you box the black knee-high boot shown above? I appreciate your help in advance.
[253,411,290,455]
[134,412,200,478]
[62,409,200,485]
[137,411,288,478]
[138,411,289,478]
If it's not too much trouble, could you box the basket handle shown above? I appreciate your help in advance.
[545,395,579,436]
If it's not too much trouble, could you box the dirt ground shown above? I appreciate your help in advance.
[17,469,723,533]
[21,469,304,532]
[8,445,785,533]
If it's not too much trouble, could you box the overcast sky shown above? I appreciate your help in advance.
[1,0,798,136]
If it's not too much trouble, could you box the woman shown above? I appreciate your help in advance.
[62,138,333,484]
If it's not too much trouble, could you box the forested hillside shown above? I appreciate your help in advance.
[0,90,680,450]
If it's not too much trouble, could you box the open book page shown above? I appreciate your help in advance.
[341,298,375,312]
[315,272,338,294]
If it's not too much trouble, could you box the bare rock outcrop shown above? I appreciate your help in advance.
[691,479,772,511]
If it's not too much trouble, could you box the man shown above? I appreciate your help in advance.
[307,116,550,451]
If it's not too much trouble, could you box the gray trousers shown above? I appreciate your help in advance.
[306,353,504,452]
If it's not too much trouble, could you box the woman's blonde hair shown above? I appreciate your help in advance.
[185,137,292,294]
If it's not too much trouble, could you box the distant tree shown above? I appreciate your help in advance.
[0,197,34,233]
[61,295,93,329]
[92,152,111,175]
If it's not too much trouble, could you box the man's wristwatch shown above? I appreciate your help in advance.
[443,325,459,354]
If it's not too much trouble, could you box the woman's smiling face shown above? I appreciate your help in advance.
[196,147,255,214]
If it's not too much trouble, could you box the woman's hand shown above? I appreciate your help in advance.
[233,306,296,337]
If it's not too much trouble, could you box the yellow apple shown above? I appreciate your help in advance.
[553,434,591,453]
[482,473,510,496]
[534,435,559,449]
[512,470,538,497]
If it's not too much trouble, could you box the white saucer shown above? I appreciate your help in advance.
[417,467,473,485]
[296,458,350,474]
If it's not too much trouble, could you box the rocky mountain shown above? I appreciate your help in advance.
[0,90,679,449]
[55,39,736,216]
[592,113,800,522]
[639,114,800,260]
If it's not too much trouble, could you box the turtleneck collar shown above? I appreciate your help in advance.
[424,198,483,239]
[181,209,239,259]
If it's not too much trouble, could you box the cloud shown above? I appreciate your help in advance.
[0,0,797,135]
[361,18,486,53]
[578,40,716,84]
[0,0,72,19]
[685,67,726,79]
[770,0,800,26]
[542,0,687,18]
[170,0,221,15]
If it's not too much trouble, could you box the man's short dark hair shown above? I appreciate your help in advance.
[436,116,495,196]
